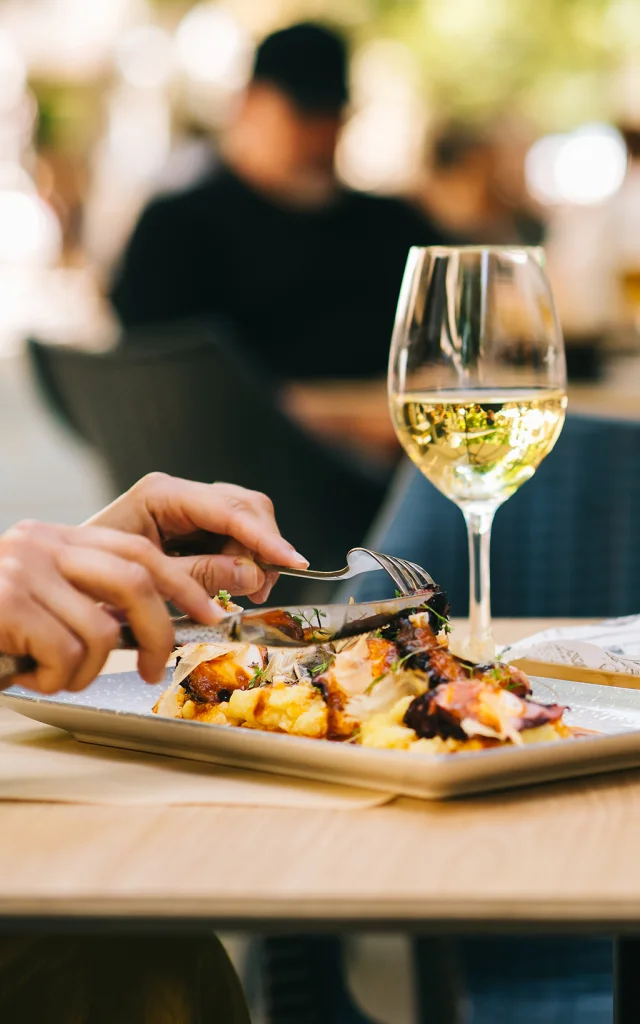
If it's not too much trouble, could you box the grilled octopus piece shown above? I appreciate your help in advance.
[183,648,267,705]
[381,590,451,641]
[391,615,530,695]
[404,679,565,741]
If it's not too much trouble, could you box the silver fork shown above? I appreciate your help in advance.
[258,547,436,597]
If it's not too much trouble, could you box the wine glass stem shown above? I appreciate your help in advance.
[462,507,495,653]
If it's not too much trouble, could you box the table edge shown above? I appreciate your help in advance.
[1,895,640,928]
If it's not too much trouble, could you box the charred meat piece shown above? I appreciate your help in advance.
[392,615,531,694]
[424,588,451,634]
[404,678,565,742]
[470,661,531,696]
[380,589,451,642]
[393,616,464,686]
[258,610,306,643]
[183,646,266,704]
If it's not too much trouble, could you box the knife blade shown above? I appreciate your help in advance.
[0,588,443,684]
[171,589,441,647]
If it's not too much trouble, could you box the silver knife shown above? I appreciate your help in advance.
[0,589,442,684]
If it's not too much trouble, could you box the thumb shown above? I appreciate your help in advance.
[178,554,264,596]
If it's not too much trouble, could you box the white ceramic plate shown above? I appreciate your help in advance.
[3,672,640,799]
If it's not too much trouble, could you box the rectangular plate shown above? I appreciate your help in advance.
[3,673,640,799]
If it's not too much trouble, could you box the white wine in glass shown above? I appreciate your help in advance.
[388,247,567,660]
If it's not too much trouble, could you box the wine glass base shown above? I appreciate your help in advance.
[451,630,497,664]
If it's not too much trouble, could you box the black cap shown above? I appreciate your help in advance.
[252,22,348,115]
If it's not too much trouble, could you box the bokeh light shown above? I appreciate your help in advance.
[175,3,253,90]
[0,29,26,111]
[106,86,171,181]
[338,38,426,192]
[116,25,174,90]
[0,190,61,266]
[526,124,627,205]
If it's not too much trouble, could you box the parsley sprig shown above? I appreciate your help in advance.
[310,656,335,677]
[248,666,266,689]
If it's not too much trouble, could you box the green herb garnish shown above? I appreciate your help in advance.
[391,651,417,673]
[248,666,266,689]
[455,659,475,677]
[364,673,387,694]
[311,656,335,677]
[429,607,449,624]
[216,589,231,608]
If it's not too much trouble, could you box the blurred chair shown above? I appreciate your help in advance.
[336,410,621,1023]
[27,323,387,604]
[340,413,640,617]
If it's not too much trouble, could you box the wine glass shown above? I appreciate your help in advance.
[388,246,567,661]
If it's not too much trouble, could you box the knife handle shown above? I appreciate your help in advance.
[0,653,36,685]
[0,623,141,687]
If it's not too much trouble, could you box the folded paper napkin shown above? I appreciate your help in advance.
[502,614,640,676]
[0,708,390,809]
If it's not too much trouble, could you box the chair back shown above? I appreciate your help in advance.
[340,414,640,618]
[27,324,385,591]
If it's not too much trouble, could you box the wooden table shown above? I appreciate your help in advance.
[1,619,638,1019]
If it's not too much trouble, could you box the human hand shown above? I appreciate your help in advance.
[87,474,307,603]
[0,520,227,693]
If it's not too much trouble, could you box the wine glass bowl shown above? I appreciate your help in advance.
[388,247,567,660]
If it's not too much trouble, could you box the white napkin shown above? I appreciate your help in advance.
[502,614,640,676]
[0,709,390,809]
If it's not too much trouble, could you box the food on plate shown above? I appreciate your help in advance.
[153,591,572,754]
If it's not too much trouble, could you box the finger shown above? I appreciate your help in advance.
[176,553,269,597]
[9,598,86,695]
[32,576,121,692]
[62,526,221,626]
[55,546,174,684]
[218,539,278,605]
[210,485,309,567]
[246,571,279,604]
[142,478,308,568]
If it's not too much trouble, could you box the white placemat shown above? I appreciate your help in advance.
[503,614,640,676]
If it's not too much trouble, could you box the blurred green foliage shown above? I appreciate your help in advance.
[359,0,638,124]
[143,0,640,125]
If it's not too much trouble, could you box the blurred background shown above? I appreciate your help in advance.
[2,5,638,1019]
[1,0,640,539]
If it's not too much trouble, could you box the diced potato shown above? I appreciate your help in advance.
[196,705,228,725]
[406,737,443,755]
[520,723,565,744]
[226,688,261,723]
[360,716,417,750]
[386,695,414,725]
[290,704,328,738]
[181,700,196,720]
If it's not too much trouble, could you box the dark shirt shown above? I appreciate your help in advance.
[110,165,451,379]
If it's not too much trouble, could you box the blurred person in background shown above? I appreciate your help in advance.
[110,21,450,381]
[418,121,546,246]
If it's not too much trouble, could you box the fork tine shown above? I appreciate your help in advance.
[395,558,424,592]
[388,556,424,593]
[404,559,436,588]
[377,553,416,595]
[369,551,413,595]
